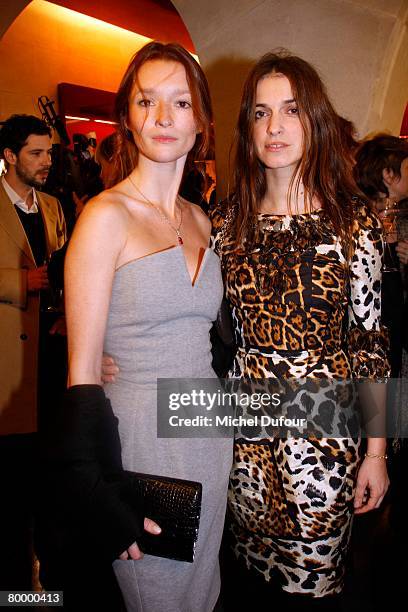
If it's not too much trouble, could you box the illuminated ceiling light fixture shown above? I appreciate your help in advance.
[65,115,90,121]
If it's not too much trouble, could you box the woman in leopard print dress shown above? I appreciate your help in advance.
[212,51,390,610]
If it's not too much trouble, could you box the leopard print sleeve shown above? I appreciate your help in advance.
[347,204,390,379]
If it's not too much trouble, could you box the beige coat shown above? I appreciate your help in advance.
[0,181,67,435]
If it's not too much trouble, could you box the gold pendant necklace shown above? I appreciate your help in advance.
[128,175,184,245]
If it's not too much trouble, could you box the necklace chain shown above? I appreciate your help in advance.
[128,175,183,245]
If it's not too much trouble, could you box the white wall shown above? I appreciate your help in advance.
[173,0,408,195]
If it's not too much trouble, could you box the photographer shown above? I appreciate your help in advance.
[45,131,104,232]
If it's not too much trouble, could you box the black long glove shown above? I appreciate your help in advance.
[40,385,144,562]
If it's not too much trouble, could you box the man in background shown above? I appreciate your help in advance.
[0,114,67,589]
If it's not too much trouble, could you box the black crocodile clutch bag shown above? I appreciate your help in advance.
[124,471,202,563]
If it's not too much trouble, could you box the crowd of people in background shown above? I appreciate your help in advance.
[0,40,408,612]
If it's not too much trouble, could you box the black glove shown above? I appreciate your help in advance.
[40,384,144,561]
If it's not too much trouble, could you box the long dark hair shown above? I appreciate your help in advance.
[232,50,365,247]
[111,41,213,186]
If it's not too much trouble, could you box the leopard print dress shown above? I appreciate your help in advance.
[211,202,390,598]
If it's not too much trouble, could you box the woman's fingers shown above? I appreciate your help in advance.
[101,354,119,383]
[127,542,144,560]
[354,482,389,514]
[118,542,144,560]
[375,494,385,509]
[355,493,381,514]
[357,492,379,514]
[354,457,389,515]
[353,479,367,510]
[117,519,161,561]
[144,517,161,534]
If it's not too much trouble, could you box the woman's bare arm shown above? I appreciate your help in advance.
[65,194,127,386]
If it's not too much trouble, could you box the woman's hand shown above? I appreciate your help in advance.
[119,518,161,560]
[396,239,408,265]
[354,457,389,515]
[101,354,119,384]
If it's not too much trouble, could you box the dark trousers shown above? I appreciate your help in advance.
[0,433,37,590]
[0,315,67,591]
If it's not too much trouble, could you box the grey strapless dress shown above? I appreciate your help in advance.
[103,246,233,612]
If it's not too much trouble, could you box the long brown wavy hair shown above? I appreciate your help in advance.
[109,41,213,188]
[232,50,365,248]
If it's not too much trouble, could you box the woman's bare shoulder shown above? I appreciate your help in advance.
[79,186,132,226]
[69,192,132,261]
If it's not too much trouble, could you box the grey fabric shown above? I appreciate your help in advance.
[104,246,233,612]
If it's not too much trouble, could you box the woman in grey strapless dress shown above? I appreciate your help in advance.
[105,247,232,612]
[64,42,232,612]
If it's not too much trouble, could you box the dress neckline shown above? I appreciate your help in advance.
[115,245,213,288]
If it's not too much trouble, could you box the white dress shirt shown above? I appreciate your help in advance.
[2,176,39,214]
